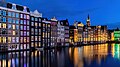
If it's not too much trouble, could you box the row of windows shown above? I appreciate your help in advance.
[20,14,30,19]
[20,37,29,43]
[31,22,41,27]
[20,20,29,25]
[8,37,19,43]
[8,12,19,18]
[31,17,41,21]
[31,36,41,41]
[31,42,41,47]
[31,28,41,35]
[20,31,29,36]
[20,25,29,30]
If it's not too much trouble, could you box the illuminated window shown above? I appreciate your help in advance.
[39,36,41,41]
[27,26,29,30]
[48,24,50,27]
[20,14,23,18]
[27,15,30,19]
[13,25,15,29]
[24,37,26,43]
[39,23,41,27]
[3,37,6,43]
[27,37,29,42]
[21,31,23,36]
[24,14,26,19]
[24,31,26,36]
[31,22,34,26]
[20,37,23,43]
[24,26,26,30]
[8,37,11,43]
[0,23,1,28]
[3,24,6,28]
[13,31,15,35]
[35,36,37,41]
[27,32,29,36]
[0,37,1,43]
[27,20,29,25]
[24,20,26,25]
[35,22,37,26]
[31,36,34,41]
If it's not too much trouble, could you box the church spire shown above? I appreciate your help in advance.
[86,14,90,26]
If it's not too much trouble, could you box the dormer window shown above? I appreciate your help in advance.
[12,4,16,10]
[23,6,27,12]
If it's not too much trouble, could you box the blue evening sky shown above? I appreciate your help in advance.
[7,0,120,28]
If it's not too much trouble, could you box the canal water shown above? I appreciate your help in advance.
[0,43,120,67]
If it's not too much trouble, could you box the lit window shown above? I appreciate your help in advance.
[27,37,29,42]
[16,37,19,43]
[3,37,6,43]
[31,22,34,26]
[27,15,29,19]
[0,23,1,28]
[0,37,1,43]
[24,26,26,30]
[24,37,27,43]
[24,31,26,36]
[3,23,6,28]
[24,14,26,19]
[21,31,23,36]
[13,31,15,35]
[20,37,23,43]
[24,20,26,25]
[27,26,29,30]
[35,36,37,41]
[12,37,15,43]
[8,37,11,43]
[27,32,29,36]
[39,23,41,27]
[20,14,23,18]
[35,22,37,27]
[39,36,41,41]
[13,25,15,29]
[31,36,34,41]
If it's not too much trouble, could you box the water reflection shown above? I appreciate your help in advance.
[1,43,120,67]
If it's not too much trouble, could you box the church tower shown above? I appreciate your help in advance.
[86,14,90,26]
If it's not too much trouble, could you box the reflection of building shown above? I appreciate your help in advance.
[0,2,30,50]
[50,17,58,47]
[30,10,42,48]
[114,31,120,41]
